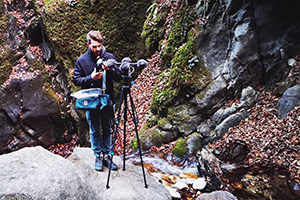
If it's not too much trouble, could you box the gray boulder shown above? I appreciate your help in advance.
[278,84,300,119]
[0,146,172,200]
[215,110,248,138]
[0,146,98,200]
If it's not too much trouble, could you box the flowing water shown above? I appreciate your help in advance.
[127,151,300,200]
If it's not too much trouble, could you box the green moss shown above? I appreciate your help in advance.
[45,86,59,105]
[141,2,167,53]
[157,118,169,129]
[150,85,180,115]
[39,0,150,71]
[162,6,195,60]
[0,0,5,15]
[0,51,12,86]
[145,114,160,128]
[169,28,199,87]
[0,5,12,86]
[163,19,184,58]
[172,137,189,158]
[149,5,204,117]
[131,126,166,150]
[129,138,139,150]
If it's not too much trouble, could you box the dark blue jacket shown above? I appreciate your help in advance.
[73,46,121,103]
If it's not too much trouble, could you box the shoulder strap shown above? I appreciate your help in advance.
[102,70,106,92]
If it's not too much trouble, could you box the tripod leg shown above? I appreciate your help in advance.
[106,88,125,189]
[129,92,148,188]
[122,89,128,171]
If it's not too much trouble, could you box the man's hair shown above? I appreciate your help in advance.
[86,30,104,44]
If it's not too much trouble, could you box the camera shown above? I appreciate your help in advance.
[96,58,104,72]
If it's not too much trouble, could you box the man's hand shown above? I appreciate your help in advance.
[91,68,103,80]
[102,62,110,71]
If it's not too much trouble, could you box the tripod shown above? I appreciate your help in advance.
[106,80,148,189]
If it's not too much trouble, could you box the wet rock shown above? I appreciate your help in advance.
[239,86,260,108]
[212,86,258,138]
[215,110,248,138]
[176,132,203,156]
[196,148,222,191]
[197,121,213,138]
[192,77,227,116]
[167,103,202,135]
[212,105,238,125]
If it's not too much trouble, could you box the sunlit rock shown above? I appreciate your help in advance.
[173,181,189,190]
[193,177,207,190]
[166,187,181,199]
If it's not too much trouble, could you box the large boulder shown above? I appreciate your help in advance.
[0,146,172,200]
[0,146,98,200]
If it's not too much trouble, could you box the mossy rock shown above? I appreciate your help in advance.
[131,124,180,150]
[167,103,197,123]
[130,126,165,150]
[150,84,180,115]
[150,25,205,116]
[157,118,170,130]
[172,132,202,158]
[172,137,189,158]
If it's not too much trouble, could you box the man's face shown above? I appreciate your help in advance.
[88,39,102,57]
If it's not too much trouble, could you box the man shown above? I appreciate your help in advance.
[73,30,121,171]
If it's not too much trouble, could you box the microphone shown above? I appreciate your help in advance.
[136,59,147,68]
[106,59,117,68]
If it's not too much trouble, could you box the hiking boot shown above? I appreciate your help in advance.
[103,155,118,171]
[95,155,103,171]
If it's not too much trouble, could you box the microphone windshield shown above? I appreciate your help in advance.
[106,59,117,68]
[121,57,132,63]
[137,59,147,68]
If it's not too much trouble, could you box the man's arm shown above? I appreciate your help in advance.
[73,60,94,87]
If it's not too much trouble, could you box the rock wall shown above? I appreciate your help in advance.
[139,0,300,154]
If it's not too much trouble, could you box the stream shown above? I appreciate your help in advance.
[127,150,300,200]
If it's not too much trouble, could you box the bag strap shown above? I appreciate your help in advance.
[102,70,106,93]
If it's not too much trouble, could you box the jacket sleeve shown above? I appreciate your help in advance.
[73,59,93,87]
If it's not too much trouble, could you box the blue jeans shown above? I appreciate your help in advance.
[86,104,113,157]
